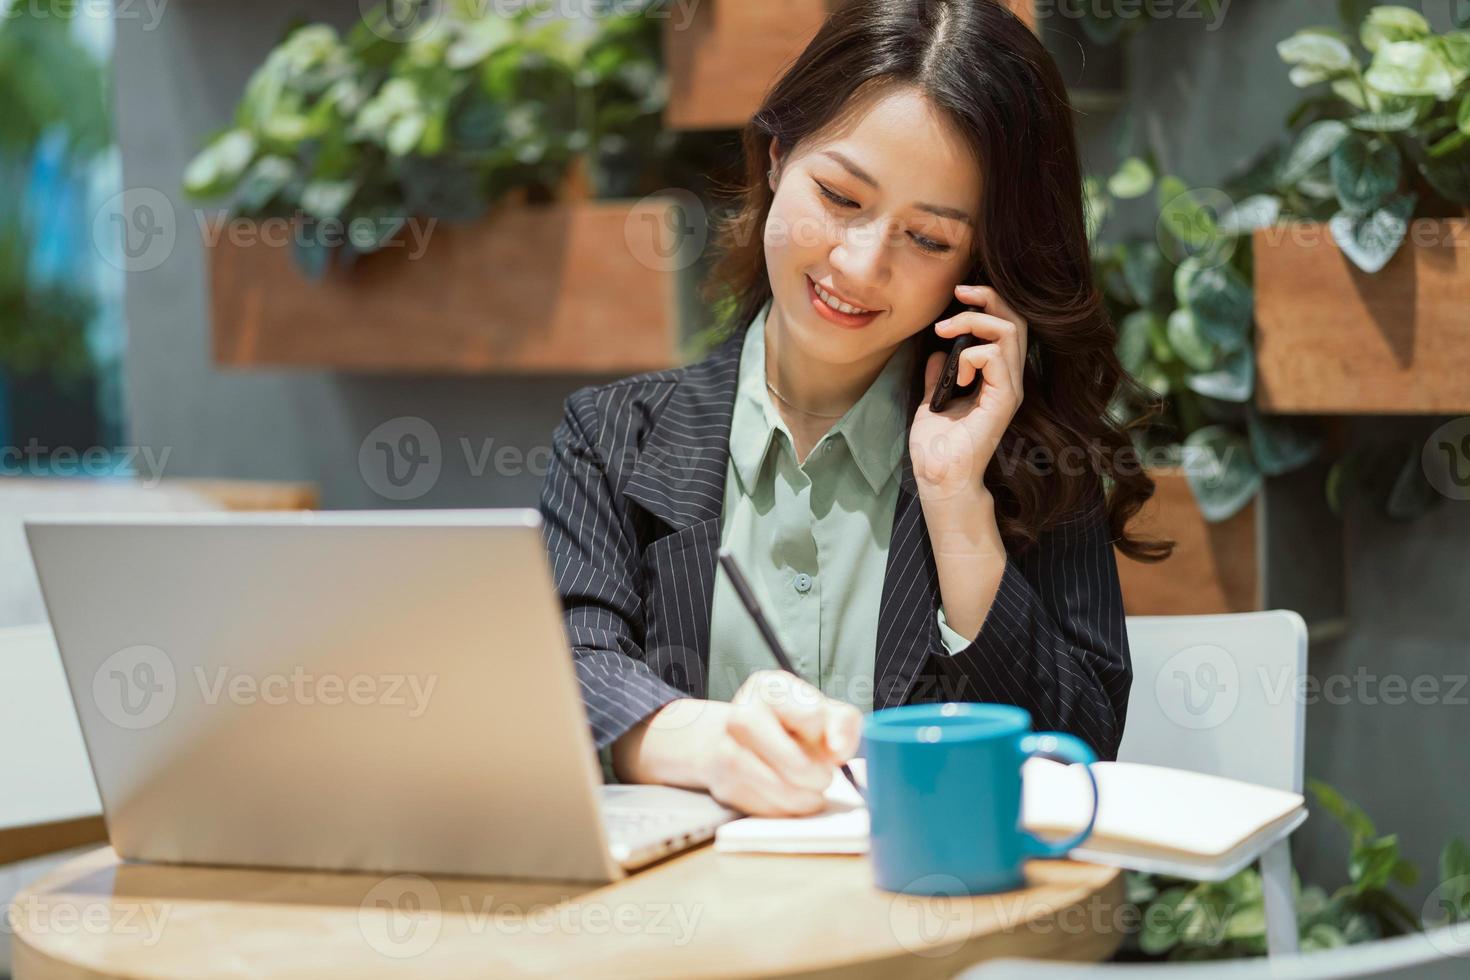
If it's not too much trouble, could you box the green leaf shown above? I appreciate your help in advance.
[1108,157,1155,199]
[1186,346,1254,402]
[1351,835,1402,891]
[1461,92,1470,136]
[1167,308,1216,372]
[1248,410,1324,476]
[232,155,294,212]
[1365,41,1457,99]
[1122,242,1167,307]
[1278,29,1355,79]
[1418,152,1470,204]
[1309,779,1376,843]
[1139,887,1191,955]
[1348,106,1421,132]
[1329,193,1415,273]
[1181,263,1253,351]
[1216,194,1281,235]
[1157,176,1221,255]
[1183,427,1261,522]
[1331,135,1402,213]
[1117,310,1157,377]
[1361,6,1432,53]
[1279,120,1351,187]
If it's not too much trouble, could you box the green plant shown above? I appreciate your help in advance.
[1122,780,1468,960]
[0,6,105,381]
[1273,3,1470,273]
[184,0,668,276]
[1088,156,1322,522]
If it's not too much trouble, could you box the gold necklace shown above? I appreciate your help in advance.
[765,378,848,419]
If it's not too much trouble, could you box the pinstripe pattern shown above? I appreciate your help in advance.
[539,324,1132,761]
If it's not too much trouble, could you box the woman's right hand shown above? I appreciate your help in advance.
[610,670,863,816]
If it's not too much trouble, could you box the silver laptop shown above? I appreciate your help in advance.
[24,509,737,883]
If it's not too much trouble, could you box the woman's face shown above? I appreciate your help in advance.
[763,83,983,366]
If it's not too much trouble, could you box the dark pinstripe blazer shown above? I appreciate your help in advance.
[538,324,1132,761]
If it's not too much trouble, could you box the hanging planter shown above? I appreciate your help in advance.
[1116,466,1261,615]
[1253,217,1470,413]
[208,160,684,373]
[188,5,682,374]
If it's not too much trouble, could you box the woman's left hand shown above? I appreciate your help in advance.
[909,282,1028,498]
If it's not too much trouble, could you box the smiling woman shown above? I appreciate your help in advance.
[537,0,1173,819]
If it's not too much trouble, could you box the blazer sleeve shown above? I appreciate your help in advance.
[538,392,687,756]
[932,497,1132,761]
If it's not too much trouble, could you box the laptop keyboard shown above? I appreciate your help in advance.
[603,808,707,843]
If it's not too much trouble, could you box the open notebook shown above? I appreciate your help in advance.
[713,758,1308,881]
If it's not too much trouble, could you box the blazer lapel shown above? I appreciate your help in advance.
[622,326,938,710]
[873,451,942,710]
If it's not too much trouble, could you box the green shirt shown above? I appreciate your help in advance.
[706,298,973,716]
[599,299,973,782]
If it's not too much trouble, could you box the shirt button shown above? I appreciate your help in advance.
[793,572,813,594]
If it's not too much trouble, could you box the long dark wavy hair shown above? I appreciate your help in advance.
[702,0,1171,562]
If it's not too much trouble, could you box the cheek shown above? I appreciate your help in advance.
[763,191,833,263]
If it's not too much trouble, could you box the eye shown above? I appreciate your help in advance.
[910,233,952,254]
[816,177,954,254]
[814,179,858,209]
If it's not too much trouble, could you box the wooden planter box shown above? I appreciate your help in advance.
[210,185,683,374]
[665,0,1035,130]
[1116,468,1260,616]
[1253,218,1470,414]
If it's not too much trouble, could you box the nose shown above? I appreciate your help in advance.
[829,216,892,289]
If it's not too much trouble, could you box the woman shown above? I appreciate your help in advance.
[539,0,1168,817]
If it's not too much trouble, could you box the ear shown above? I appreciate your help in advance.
[767,138,783,189]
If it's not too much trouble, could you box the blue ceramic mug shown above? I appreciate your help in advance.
[862,702,1100,896]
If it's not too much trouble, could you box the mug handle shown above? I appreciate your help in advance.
[1017,731,1099,859]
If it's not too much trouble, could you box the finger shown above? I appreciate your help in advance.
[955,342,998,390]
[719,740,827,816]
[823,701,863,761]
[726,701,834,794]
[955,283,1026,333]
[755,671,829,747]
[934,310,1014,341]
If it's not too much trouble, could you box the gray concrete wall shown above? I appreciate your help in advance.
[115,0,1468,912]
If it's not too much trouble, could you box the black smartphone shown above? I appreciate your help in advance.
[928,292,983,413]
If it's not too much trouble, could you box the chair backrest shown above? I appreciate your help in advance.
[1119,611,1307,794]
[960,924,1470,978]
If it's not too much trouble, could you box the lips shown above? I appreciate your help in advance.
[805,275,881,329]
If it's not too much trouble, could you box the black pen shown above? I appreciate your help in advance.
[716,547,865,800]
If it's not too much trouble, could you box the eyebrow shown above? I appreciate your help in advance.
[819,149,975,226]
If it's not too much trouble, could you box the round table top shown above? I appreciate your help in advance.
[12,846,1123,979]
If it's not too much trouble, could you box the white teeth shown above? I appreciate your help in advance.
[812,279,873,316]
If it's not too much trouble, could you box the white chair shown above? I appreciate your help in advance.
[1117,612,1309,957]
[961,923,1470,978]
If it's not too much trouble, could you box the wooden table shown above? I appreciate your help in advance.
[10,846,1122,978]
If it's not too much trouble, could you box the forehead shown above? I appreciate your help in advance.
[796,83,982,204]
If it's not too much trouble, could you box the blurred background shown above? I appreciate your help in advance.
[3,0,1470,964]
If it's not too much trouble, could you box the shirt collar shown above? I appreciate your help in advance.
[729,298,912,496]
